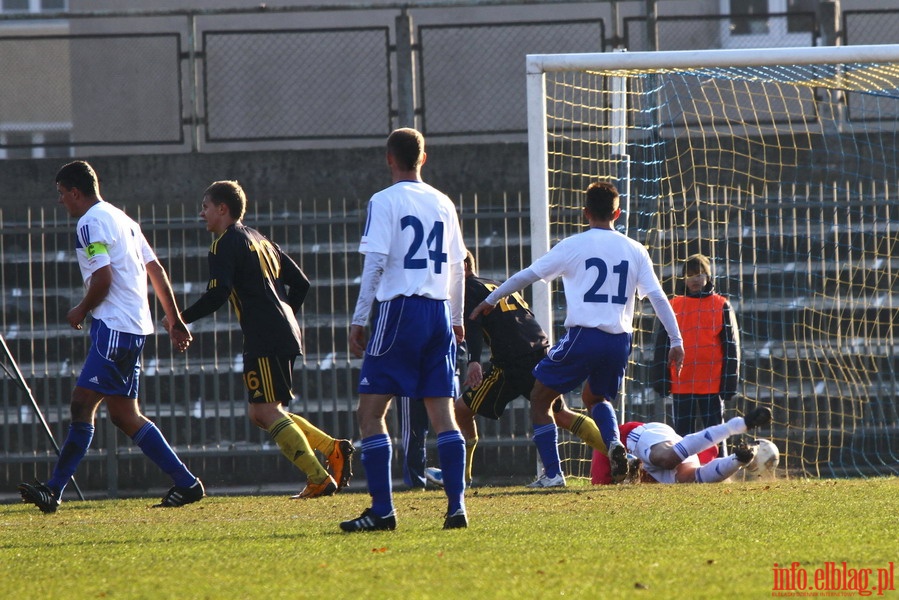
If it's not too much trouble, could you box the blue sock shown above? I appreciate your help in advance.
[361,434,394,517]
[48,421,95,496]
[132,422,196,488]
[591,401,621,449]
[437,430,466,515]
[532,423,561,477]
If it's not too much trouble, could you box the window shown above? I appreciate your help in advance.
[787,0,816,34]
[0,130,72,160]
[1,0,66,12]
[1,0,31,12]
[42,131,72,159]
[2,132,33,159]
[730,0,769,35]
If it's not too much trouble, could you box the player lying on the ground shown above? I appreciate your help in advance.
[619,406,772,484]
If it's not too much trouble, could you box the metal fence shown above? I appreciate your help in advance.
[2,3,897,157]
[0,193,537,496]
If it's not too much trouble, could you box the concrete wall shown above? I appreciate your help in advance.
[2,141,531,211]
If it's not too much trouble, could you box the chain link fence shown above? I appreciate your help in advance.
[2,4,896,158]
[419,19,607,135]
[203,27,391,142]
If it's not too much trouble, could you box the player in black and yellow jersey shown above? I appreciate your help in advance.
[425,250,609,488]
[177,180,353,499]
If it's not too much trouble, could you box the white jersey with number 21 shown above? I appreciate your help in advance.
[530,227,665,333]
[359,180,465,302]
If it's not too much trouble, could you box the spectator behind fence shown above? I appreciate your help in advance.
[652,253,741,439]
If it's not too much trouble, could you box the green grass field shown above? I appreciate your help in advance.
[1,477,897,599]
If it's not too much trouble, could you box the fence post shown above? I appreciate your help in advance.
[395,9,418,129]
[818,0,840,47]
[818,1,844,132]
[186,13,202,152]
[644,0,658,51]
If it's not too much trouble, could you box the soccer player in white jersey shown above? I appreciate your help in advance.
[19,160,203,513]
[470,182,685,487]
[342,128,468,532]
[625,406,771,483]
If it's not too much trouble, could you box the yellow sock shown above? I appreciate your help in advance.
[465,438,478,483]
[268,416,329,483]
[288,412,333,454]
[567,414,608,455]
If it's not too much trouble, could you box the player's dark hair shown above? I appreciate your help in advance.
[204,180,247,221]
[584,181,620,220]
[55,160,100,197]
[387,128,425,171]
[464,249,478,276]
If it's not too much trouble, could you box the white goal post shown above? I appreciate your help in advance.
[526,44,899,479]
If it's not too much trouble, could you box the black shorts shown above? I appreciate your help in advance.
[461,352,543,420]
[243,354,296,404]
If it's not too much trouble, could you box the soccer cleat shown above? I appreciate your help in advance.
[526,472,566,488]
[155,478,205,508]
[326,439,355,490]
[18,481,61,514]
[734,441,758,465]
[443,508,468,530]
[623,453,643,484]
[292,476,337,499]
[339,508,397,532]
[608,440,629,483]
[744,406,773,429]
[424,467,445,488]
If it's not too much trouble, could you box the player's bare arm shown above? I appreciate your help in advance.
[147,260,192,352]
[67,264,112,330]
[470,267,540,321]
[468,301,494,320]
[463,361,483,389]
[668,345,685,377]
[349,324,367,358]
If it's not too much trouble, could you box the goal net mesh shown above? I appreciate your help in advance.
[535,54,899,479]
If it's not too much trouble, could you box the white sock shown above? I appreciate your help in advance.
[673,418,744,462]
[695,455,743,483]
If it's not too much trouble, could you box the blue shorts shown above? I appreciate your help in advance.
[359,295,457,398]
[76,318,145,399]
[533,326,632,400]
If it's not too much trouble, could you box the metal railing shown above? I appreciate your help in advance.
[0,192,537,495]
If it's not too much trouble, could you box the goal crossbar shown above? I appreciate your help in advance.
[527,43,899,74]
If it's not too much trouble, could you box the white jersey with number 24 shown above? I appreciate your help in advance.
[359,180,466,302]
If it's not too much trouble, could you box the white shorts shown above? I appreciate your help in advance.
[625,422,699,484]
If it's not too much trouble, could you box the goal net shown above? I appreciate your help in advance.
[526,45,899,480]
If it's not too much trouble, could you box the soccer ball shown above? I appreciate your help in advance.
[744,439,780,478]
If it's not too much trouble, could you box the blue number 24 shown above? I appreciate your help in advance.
[583,258,629,304]
[401,215,447,274]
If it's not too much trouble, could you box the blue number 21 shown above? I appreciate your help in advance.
[401,215,447,274]
[584,258,629,304]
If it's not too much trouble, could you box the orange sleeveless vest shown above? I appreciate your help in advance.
[669,294,727,395]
